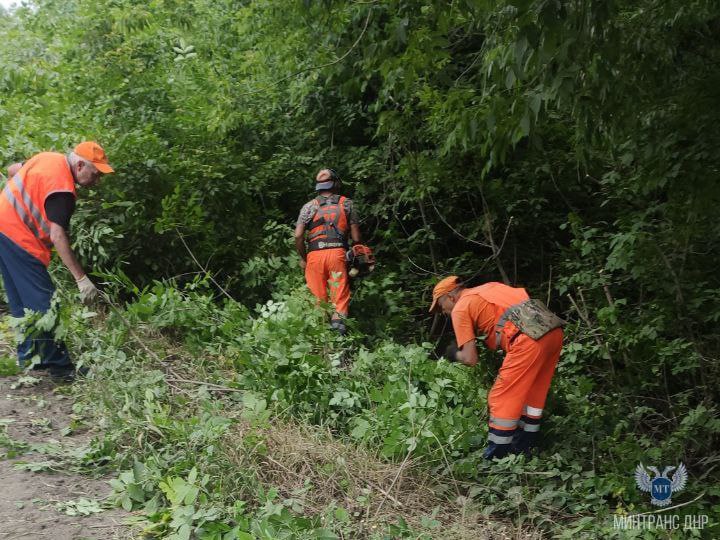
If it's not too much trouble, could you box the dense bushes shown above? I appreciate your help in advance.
[1,0,720,537]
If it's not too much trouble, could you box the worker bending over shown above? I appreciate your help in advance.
[0,142,113,380]
[430,276,564,459]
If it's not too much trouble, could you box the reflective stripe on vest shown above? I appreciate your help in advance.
[2,174,52,247]
[0,152,76,266]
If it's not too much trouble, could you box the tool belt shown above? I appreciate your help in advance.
[495,299,565,348]
[308,239,347,251]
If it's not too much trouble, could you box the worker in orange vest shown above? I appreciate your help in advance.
[294,168,362,335]
[430,276,564,459]
[0,142,114,381]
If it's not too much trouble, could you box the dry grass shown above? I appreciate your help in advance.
[223,419,538,540]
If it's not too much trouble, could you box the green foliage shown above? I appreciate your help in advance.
[55,498,104,516]
[1,0,720,537]
[0,355,19,376]
[55,281,719,537]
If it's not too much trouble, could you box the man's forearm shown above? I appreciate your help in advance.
[295,236,307,261]
[50,224,86,280]
[456,342,479,367]
[350,223,362,244]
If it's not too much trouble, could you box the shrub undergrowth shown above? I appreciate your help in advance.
[42,278,716,539]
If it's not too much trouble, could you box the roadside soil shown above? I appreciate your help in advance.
[0,373,133,540]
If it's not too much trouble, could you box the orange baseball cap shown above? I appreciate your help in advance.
[429,275,461,312]
[74,141,114,174]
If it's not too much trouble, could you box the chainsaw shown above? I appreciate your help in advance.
[346,244,376,278]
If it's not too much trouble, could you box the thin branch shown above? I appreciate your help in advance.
[388,234,439,276]
[367,481,404,508]
[175,228,235,301]
[417,199,439,272]
[495,215,513,258]
[634,492,705,516]
[549,170,578,213]
[479,186,511,284]
[428,194,492,249]
[373,432,415,517]
[546,265,553,305]
[98,291,163,363]
[453,51,483,86]
[166,376,244,393]
[567,292,616,377]
[236,9,373,97]
[429,431,462,499]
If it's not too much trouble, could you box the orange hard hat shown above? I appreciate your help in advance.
[429,275,461,312]
[74,141,114,174]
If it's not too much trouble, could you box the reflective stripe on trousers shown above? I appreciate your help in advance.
[487,432,514,444]
[524,405,543,417]
[490,416,519,428]
[487,425,516,445]
[518,420,541,432]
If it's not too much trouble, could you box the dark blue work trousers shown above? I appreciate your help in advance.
[0,233,72,371]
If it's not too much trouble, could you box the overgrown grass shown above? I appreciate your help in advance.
[59,289,519,538]
[42,280,719,538]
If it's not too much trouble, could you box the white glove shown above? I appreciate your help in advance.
[76,275,99,303]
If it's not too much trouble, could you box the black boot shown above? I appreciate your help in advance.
[511,429,539,456]
[330,319,347,335]
[49,365,89,382]
[482,441,514,460]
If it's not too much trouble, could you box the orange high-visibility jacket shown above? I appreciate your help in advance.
[0,152,76,266]
[463,282,530,351]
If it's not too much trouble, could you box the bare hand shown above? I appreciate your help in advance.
[299,259,307,270]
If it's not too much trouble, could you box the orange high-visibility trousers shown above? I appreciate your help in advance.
[305,248,350,318]
[487,327,563,448]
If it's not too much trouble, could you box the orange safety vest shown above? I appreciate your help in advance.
[465,282,530,351]
[307,194,349,251]
[0,152,76,266]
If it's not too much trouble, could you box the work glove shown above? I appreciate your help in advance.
[444,342,460,363]
[76,275,99,304]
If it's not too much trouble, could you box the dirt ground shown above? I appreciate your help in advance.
[0,373,133,540]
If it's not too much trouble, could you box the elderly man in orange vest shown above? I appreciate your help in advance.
[430,276,564,459]
[0,142,113,381]
[294,168,362,335]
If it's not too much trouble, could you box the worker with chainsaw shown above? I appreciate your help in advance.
[294,168,373,334]
[0,142,113,381]
[429,276,564,459]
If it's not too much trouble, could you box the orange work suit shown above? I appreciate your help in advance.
[450,283,563,456]
[304,247,350,318]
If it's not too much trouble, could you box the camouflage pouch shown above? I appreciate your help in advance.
[495,299,565,346]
